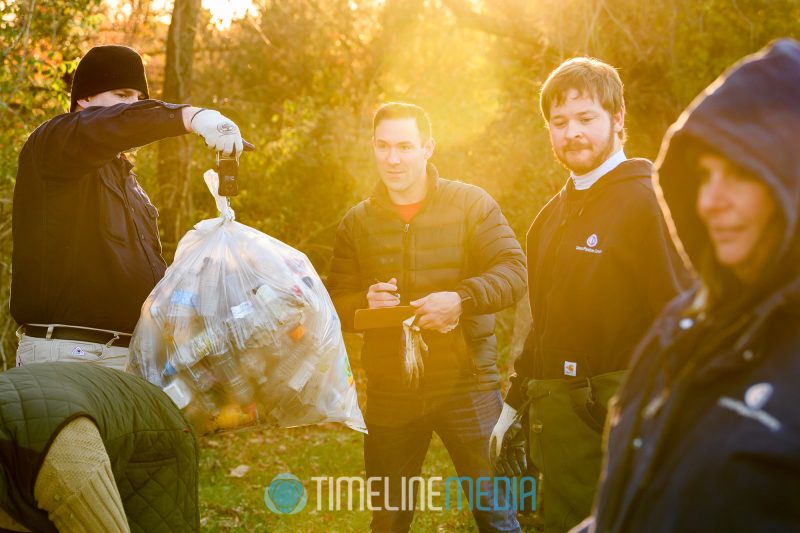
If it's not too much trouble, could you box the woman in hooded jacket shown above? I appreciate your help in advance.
[574,39,800,532]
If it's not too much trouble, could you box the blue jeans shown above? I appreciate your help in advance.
[364,389,522,533]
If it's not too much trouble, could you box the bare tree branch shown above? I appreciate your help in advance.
[441,0,540,45]
[15,0,37,83]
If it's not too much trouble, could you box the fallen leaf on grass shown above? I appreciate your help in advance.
[247,435,264,445]
[229,464,250,478]
[218,517,240,529]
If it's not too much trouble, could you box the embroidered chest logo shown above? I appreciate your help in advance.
[745,382,773,410]
[718,381,780,432]
[576,233,603,255]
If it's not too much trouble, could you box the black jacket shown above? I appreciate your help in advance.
[11,100,188,333]
[506,159,687,408]
[328,166,527,397]
[590,39,800,532]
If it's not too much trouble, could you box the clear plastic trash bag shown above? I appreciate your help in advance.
[128,170,366,434]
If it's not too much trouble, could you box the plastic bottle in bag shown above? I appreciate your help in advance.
[255,284,302,327]
[196,257,222,317]
[228,300,260,350]
[237,284,303,350]
[207,352,254,405]
[238,347,271,383]
[182,360,218,394]
[172,327,226,368]
[204,350,261,430]
[167,278,197,318]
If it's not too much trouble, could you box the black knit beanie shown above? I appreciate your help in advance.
[70,45,150,111]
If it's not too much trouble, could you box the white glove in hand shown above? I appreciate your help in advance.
[490,403,518,463]
[191,109,243,156]
[401,315,427,389]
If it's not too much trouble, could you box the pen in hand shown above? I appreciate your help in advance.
[374,278,400,299]
[368,277,400,308]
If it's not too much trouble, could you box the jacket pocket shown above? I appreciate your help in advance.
[123,455,180,497]
[99,170,129,244]
[16,338,36,366]
[565,370,628,433]
[423,326,475,376]
[139,201,161,244]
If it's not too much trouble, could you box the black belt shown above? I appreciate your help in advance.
[24,325,132,348]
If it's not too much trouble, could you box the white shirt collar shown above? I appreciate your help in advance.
[571,149,627,191]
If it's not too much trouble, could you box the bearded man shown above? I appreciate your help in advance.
[490,57,689,532]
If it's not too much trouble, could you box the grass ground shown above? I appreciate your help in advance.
[198,424,483,531]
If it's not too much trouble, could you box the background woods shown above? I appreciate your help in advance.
[1,0,799,364]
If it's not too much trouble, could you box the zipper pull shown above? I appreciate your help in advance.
[404,223,410,232]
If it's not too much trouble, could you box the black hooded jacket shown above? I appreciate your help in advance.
[589,39,800,532]
[505,158,687,408]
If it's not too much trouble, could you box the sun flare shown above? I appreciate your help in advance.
[202,0,257,30]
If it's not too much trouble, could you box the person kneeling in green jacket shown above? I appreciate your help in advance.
[0,362,198,532]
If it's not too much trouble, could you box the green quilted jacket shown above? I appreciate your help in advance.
[0,362,198,532]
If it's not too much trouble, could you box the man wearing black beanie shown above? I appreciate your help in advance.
[11,44,245,370]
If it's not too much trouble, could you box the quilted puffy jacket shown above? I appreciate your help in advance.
[328,165,527,396]
[0,363,198,532]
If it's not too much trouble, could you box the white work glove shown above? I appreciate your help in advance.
[490,403,518,463]
[190,109,244,156]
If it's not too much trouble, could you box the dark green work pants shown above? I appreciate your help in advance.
[526,370,627,532]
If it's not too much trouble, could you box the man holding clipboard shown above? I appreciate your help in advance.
[328,102,527,532]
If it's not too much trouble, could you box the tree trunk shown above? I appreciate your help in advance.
[158,0,201,256]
